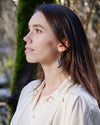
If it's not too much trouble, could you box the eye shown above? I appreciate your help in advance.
[35,29,41,33]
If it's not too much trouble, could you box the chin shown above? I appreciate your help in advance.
[26,57,40,63]
[26,58,36,63]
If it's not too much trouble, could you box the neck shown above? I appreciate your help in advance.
[40,61,69,91]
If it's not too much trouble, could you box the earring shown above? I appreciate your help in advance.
[57,55,62,68]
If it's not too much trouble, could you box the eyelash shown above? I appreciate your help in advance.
[28,28,42,34]
[35,29,42,33]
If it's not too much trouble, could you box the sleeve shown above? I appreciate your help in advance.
[16,84,29,110]
[10,85,28,125]
[66,95,94,125]
[16,80,41,111]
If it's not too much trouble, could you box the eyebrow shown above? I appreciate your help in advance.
[28,24,45,29]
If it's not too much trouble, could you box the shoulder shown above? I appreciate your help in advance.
[16,79,41,108]
[64,84,100,120]
[65,84,98,106]
[21,79,41,94]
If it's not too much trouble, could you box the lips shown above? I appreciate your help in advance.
[25,45,35,53]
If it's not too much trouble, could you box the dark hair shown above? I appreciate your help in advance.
[34,4,100,107]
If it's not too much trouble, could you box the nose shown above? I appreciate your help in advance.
[23,32,32,43]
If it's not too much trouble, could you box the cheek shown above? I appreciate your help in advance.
[38,37,58,55]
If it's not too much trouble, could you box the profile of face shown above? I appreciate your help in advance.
[23,11,65,65]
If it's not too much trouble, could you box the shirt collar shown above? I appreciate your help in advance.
[36,79,46,92]
[50,76,74,100]
[35,75,74,100]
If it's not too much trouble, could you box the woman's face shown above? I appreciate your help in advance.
[23,11,60,64]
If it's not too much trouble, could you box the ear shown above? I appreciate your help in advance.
[57,39,69,52]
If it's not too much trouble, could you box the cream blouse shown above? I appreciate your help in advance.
[10,76,100,125]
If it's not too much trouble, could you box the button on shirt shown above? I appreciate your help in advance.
[10,76,100,125]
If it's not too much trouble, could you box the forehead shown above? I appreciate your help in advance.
[28,11,48,27]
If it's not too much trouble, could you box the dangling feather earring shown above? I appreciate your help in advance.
[57,55,62,68]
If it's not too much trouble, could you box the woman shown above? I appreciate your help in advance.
[10,4,100,125]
